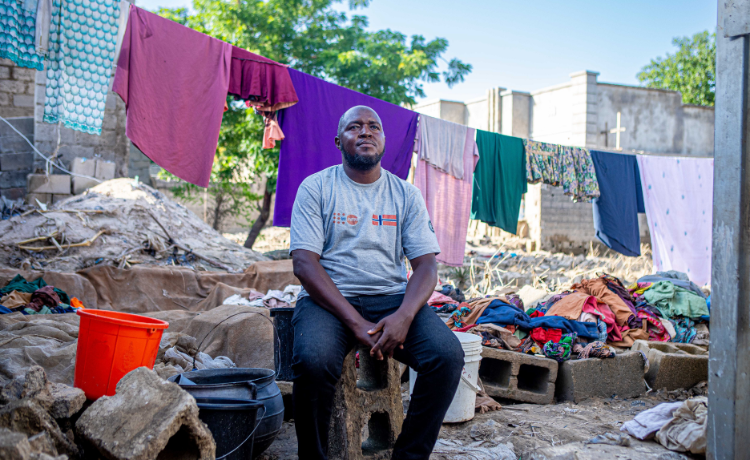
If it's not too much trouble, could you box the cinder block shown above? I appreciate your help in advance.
[631,340,708,391]
[0,153,34,170]
[11,66,36,82]
[95,159,116,180]
[52,194,71,204]
[13,94,34,108]
[555,351,647,403]
[329,346,404,460]
[71,157,96,176]
[0,66,9,79]
[1,187,25,200]
[27,174,71,194]
[72,177,99,194]
[478,348,558,404]
[0,171,27,188]
[26,192,51,206]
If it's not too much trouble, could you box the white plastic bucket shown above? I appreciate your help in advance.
[409,331,482,423]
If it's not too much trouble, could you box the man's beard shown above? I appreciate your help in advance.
[341,145,384,171]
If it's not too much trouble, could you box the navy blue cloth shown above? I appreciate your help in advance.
[590,150,645,257]
[0,306,12,314]
[476,300,599,339]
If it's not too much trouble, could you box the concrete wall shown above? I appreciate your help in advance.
[596,83,714,156]
[0,59,36,119]
[33,70,130,177]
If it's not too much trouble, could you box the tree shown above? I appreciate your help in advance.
[637,30,716,106]
[155,0,471,248]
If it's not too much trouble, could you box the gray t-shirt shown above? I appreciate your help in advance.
[290,165,441,298]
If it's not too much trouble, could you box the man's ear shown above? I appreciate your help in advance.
[334,136,341,150]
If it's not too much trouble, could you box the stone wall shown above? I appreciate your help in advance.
[33,70,130,176]
[0,117,34,199]
[0,59,36,118]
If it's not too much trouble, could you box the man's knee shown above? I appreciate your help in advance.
[292,348,344,383]
[421,337,464,380]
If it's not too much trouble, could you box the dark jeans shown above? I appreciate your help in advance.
[291,294,464,460]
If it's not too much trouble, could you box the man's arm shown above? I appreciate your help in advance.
[292,249,382,350]
[368,252,437,359]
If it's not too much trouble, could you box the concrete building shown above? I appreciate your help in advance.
[414,70,715,253]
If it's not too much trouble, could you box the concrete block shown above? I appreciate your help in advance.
[72,177,99,194]
[0,171,27,189]
[26,193,51,206]
[27,174,70,194]
[478,348,558,404]
[52,194,71,204]
[11,67,36,82]
[329,346,404,460]
[555,351,647,403]
[95,159,116,180]
[13,94,34,108]
[1,188,24,200]
[0,66,9,79]
[0,153,33,171]
[631,340,708,391]
[0,92,9,106]
[71,157,96,176]
[0,80,25,94]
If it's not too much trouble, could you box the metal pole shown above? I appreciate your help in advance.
[708,1,750,458]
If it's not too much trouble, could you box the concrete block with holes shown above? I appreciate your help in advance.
[630,340,708,391]
[555,351,647,403]
[478,347,558,404]
[27,173,70,194]
[328,346,404,460]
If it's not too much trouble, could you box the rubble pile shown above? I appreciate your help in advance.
[0,179,267,273]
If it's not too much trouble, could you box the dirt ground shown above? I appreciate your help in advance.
[259,382,702,460]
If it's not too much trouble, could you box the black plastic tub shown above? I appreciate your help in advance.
[269,307,295,381]
[195,398,264,460]
[170,369,283,458]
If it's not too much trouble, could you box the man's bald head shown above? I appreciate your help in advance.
[337,106,384,138]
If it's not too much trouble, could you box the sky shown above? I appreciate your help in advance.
[136,0,717,103]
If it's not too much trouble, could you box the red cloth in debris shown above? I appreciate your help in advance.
[113,6,232,187]
[228,47,298,112]
[454,323,477,333]
[530,328,562,344]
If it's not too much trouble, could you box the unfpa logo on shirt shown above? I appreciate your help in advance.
[372,215,397,227]
[333,213,358,225]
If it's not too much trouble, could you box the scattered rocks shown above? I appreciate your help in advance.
[469,419,499,441]
[0,428,31,460]
[0,366,85,421]
[0,399,78,457]
[75,367,215,460]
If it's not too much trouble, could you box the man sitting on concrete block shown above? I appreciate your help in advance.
[290,105,464,460]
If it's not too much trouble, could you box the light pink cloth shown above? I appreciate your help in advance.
[414,126,479,266]
[113,6,232,187]
[637,156,714,285]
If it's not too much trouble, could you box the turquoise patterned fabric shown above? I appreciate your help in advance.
[43,0,120,135]
[0,0,46,70]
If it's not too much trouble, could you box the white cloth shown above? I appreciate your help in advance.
[655,397,707,454]
[34,0,51,54]
[417,114,470,180]
[660,317,677,339]
[113,0,131,65]
[620,401,683,440]
[637,156,714,286]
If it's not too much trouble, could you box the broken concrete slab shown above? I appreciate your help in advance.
[328,346,404,460]
[46,384,84,420]
[0,367,85,420]
[0,400,78,458]
[631,340,708,391]
[0,367,48,403]
[76,367,215,460]
[478,348,558,404]
[27,431,57,456]
[26,175,70,195]
[556,352,647,403]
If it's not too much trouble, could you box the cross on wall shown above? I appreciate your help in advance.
[600,112,627,150]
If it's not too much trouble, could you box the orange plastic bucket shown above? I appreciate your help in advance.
[74,309,169,399]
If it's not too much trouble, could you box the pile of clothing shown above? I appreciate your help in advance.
[446,270,708,363]
[223,284,301,309]
[428,284,467,316]
[0,275,82,316]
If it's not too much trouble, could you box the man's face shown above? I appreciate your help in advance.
[335,107,386,171]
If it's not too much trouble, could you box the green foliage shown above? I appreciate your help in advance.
[637,30,716,106]
[155,0,471,234]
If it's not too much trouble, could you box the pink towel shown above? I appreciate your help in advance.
[113,7,232,187]
[414,127,479,266]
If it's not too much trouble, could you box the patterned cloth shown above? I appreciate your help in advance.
[524,140,600,202]
[542,333,576,362]
[0,0,45,70]
[43,0,122,134]
[524,139,561,185]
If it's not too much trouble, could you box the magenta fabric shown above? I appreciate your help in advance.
[274,69,419,226]
[113,6,232,187]
[414,126,478,266]
[228,46,298,111]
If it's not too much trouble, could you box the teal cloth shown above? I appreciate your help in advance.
[643,281,709,319]
[0,0,46,70]
[471,131,527,234]
[0,274,70,305]
[44,0,122,134]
